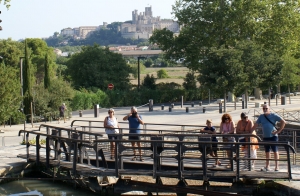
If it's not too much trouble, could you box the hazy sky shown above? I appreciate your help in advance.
[0,0,176,40]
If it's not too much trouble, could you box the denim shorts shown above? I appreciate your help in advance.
[263,136,278,152]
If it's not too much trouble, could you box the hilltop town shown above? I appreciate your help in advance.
[59,6,180,40]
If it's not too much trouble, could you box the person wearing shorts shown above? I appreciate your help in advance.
[251,104,285,171]
[123,106,144,161]
[104,108,119,159]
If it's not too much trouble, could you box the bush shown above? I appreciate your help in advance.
[157,69,169,79]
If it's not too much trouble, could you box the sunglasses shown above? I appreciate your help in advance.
[224,118,229,120]
[108,111,113,113]
[243,117,248,119]
[263,108,268,110]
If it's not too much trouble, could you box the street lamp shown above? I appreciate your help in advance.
[137,56,146,90]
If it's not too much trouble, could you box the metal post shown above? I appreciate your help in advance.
[219,103,222,113]
[137,56,145,90]
[181,96,183,108]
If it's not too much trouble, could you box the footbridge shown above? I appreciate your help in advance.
[17,120,297,195]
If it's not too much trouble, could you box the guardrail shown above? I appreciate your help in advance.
[18,128,295,183]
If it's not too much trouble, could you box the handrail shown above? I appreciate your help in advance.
[19,129,295,182]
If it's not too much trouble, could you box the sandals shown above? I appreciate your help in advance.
[139,157,144,162]
[131,156,137,161]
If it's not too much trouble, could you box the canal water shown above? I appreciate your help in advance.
[0,180,99,196]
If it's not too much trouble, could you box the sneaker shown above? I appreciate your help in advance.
[261,167,270,171]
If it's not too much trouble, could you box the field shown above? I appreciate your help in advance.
[130,67,190,85]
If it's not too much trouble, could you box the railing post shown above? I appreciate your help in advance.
[115,140,119,177]
[73,141,78,176]
[36,135,40,167]
[46,137,50,168]
[177,143,183,180]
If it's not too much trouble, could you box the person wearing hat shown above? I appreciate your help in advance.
[123,106,144,161]
[104,108,119,159]
[251,104,286,172]
[200,119,221,167]
[236,112,259,169]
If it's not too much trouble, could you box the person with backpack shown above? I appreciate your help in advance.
[104,108,119,159]
[58,103,67,123]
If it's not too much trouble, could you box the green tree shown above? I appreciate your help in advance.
[157,69,169,79]
[23,39,33,117]
[0,59,22,124]
[0,39,24,68]
[67,44,131,90]
[142,74,156,90]
[0,0,10,8]
[44,54,51,89]
[183,71,197,90]
[143,58,153,67]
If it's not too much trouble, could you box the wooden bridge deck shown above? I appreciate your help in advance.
[18,152,291,182]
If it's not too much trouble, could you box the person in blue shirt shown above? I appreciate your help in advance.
[251,104,285,172]
[123,106,144,161]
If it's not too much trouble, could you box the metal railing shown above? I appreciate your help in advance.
[18,128,295,183]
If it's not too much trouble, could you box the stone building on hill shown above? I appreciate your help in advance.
[121,6,180,39]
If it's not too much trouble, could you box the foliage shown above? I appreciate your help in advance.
[0,39,24,68]
[23,39,33,118]
[157,69,169,79]
[0,61,22,124]
[44,54,50,89]
[129,63,146,79]
[33,78,74,116]
[143,58,153,67]
[0,0,10,9]
[70,89,109,110]
[150,0,300,92]
[183,71,197,90]
[67,44,132,91]
[142,74,156,90]
[26,38,56,84]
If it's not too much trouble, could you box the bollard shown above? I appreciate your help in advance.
[191,102,194,107]
[94,104,99,118]
[149,99,153,111]
[161,105,164,110]
[186,107,189,113]
[242,101,245,109]
[169,106,172,112]
[79,110,82,117]
[219,103,222,113]
[203,107,206,113]
[171,103,174,108]
[199,101,202,106]
[264,101,267,104]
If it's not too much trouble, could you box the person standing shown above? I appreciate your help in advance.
[236,112,259,169]
[123,106,144,161]
[220,113,235,168]
[104,108,119,159]
[58,103,67,123]
[200,119,221,167]
[251,104,286,171]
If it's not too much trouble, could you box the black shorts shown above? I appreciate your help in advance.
[59,112,64,117]
[129,135,141,140]
[108,135,118,140]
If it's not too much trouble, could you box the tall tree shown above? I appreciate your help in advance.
[23,39,33,117]
[0,58,22,124]
[67,44,131,91]
[44,54,51,89]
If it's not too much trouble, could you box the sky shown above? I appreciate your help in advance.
[0,0,176,41]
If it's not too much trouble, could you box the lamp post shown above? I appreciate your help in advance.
[137,56,146,90]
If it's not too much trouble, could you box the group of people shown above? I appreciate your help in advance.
[103,104,286,171]
[104,106,144,161]
[201,104,285,171]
